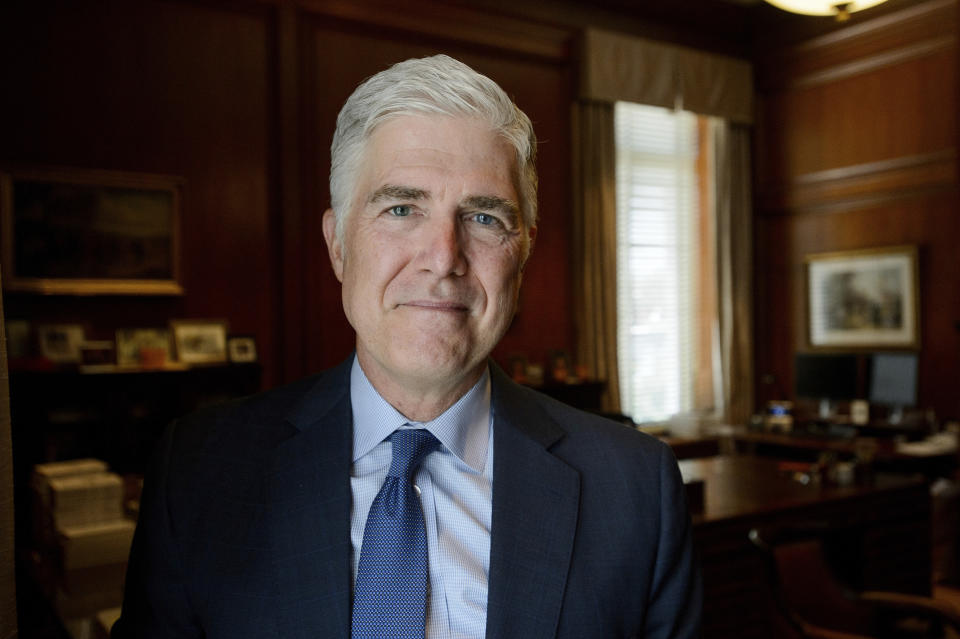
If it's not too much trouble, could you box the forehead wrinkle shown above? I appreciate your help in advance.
[368,184,430,204]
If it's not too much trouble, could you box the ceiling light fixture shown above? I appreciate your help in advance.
[763,0,889,21]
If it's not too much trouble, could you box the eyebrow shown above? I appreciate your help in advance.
[368,184,428,204]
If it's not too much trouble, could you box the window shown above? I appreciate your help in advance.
[615,102,717,425]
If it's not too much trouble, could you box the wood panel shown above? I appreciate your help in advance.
[753,0,960,422]
[757,0,957,89]
[758,46,956,189]
[0,0,281,388]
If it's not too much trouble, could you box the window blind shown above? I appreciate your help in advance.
[615,101,700,424]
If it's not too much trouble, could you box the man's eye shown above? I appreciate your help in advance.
[473,213,500,227]
[388,205,412,217]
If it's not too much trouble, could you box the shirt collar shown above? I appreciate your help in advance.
[350,356,490,473]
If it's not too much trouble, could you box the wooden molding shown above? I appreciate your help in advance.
[791,0,955,54]
[759,0,957,90]
[293,0,574,61]
[789,35,955,89]
[759,149,958,214]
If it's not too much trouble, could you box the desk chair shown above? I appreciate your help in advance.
[749,524,960,639]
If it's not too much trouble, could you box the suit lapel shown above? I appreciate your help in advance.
[485,366,580,639]
[269,359,354,639]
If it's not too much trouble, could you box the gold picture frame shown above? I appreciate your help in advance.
[805,245,919,349]
[170,319,229,365]
[0,166,183,295]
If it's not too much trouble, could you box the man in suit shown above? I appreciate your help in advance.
[114,54,701,639]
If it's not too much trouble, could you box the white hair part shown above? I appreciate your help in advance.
[329,54,538,245]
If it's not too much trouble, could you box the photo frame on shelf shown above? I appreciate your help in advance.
[171,320,229,365]
[37,324,86,363]
[227,335,258,363]
[0,166,183,295]
[115,328,172,367]
[806,245,919,349]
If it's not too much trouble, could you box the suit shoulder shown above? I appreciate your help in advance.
[519,384,670,458]
[168,370,335,459]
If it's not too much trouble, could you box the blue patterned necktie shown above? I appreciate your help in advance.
[352,428,440,639]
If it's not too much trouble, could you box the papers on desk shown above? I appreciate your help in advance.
[895,432,959,457]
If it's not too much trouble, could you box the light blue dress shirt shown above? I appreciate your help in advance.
[350,357,493,639]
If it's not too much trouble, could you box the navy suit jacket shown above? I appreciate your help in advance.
[113,357,701,638]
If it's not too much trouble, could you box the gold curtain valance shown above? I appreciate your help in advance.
[580,29,754,125]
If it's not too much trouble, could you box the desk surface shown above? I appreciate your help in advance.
[679,455,926,525]
[721,427,958,481]
[684,455,932,639]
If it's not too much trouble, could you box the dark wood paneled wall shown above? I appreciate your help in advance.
[0,0,584,389]
[753,0,960,420]
[0,0,282,385]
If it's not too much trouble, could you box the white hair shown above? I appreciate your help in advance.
[329,54,538,242]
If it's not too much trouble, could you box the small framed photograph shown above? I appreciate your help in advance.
[170,319,229,364]
[37,324,86,363]
[227,336,258,363]
[116,328,172,367]
[806,245,919,348]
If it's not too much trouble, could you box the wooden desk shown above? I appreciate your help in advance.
[662,435,721,460]
[682,456,931,639]
[728,427,957,478]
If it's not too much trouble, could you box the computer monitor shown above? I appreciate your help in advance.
[794,353,861,420]
[868,352,918,410]
[794,353,859,401]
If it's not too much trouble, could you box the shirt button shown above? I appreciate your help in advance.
[414,484,422,496]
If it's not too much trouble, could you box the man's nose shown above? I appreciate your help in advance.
[419,215,467,276]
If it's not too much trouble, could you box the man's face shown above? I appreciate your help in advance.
[323,114,534,398]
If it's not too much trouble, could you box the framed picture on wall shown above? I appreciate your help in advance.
[806,245,919,349]
[0,166,183,295]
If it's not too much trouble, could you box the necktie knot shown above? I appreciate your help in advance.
[388,429,440,480]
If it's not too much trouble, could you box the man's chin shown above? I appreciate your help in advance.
[387,349,485,388]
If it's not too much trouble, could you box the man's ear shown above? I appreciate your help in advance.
[322,208,344,282]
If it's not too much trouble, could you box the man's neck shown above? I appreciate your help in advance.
[355,353,487,422]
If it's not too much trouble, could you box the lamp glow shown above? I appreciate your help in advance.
[763,0,889,21]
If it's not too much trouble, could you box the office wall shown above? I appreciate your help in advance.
[0,0,282,385]
[753,0,960,419]
[0,0,582,388]
[0,0,755,391]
